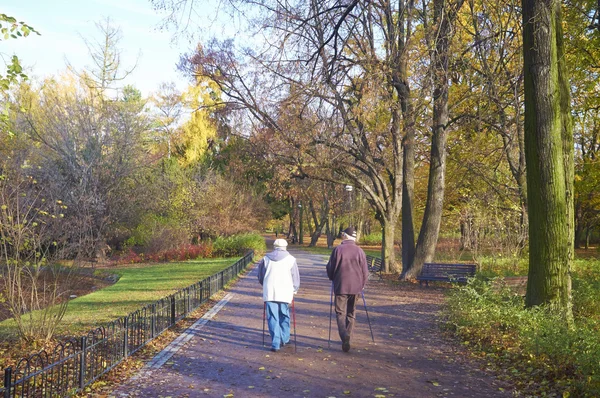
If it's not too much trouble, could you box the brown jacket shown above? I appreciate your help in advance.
[326,240,368,294]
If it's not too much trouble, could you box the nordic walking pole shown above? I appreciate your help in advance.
[262,302,266,347]
[328,282,333,348]
[361,290,375,342]
[292,299,297,353]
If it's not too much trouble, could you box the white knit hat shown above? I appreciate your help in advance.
[273,238,288,248]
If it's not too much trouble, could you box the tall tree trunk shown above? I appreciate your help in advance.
[325,215,338,249]
[386,107,403,273]
[288,197,298,243]
[398,34,416,276]
[381,216,397,272]
[308,198,328,247]
[404,0,465,279]
[522,0,573,321]
[386,0,416,276]
[459,210,474,250]
[401,116,416,275]
[298,202,304,245]
[585,227,590,250]
[355,218,364,243]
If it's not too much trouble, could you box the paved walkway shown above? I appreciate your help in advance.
[111,248,511,398]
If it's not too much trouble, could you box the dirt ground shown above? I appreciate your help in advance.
[0,270,113,323]
[110,246,512,398]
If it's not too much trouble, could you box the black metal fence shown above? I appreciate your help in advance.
[1,251,254,398]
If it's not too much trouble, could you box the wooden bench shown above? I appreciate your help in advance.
[417,263,477,286]
[366,255,383,281]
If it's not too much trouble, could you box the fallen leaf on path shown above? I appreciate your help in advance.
[343,390,351,395]
[258,366,265,370]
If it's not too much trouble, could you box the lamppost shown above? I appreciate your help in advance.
[298,202,304,245]
[345,185,353,228]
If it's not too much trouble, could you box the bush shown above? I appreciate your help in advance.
[213,233,266,257]
[113,242,214,265]
[112,233,265,264]
[114,248,144,264]
[360,232,382,246]
[125,214,189,252]
[444,277,600,397]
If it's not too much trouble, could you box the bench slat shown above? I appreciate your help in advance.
[417,262,476,286]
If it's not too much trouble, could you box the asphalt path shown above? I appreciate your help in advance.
[110,246,511,398]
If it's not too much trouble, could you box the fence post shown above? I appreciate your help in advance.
[186,288,190,315]
[123,317,129,359]
[4,367,11,398]
[79,337,87,389]
[170,296,176,326]
[151,304,156,339]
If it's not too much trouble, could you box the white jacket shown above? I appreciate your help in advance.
[261,254,297,303]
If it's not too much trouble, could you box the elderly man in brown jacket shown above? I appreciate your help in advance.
[326,226,368,352]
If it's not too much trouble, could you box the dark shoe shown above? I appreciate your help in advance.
[271,347,279,352]
[342,336,351,353]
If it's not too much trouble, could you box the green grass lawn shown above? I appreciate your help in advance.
[0,257,241,339]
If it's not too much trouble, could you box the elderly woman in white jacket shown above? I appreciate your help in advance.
[257,239,300,352]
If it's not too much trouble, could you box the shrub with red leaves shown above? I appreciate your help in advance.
[112,242,214,265]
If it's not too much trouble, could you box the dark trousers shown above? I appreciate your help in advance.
[335,294,358,342]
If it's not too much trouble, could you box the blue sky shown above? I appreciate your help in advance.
[2,0,198,96]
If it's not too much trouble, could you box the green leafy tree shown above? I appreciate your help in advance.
[0,14,38,90]
[564,0,600,248]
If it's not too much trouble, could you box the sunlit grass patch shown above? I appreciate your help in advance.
[0,257,239,339]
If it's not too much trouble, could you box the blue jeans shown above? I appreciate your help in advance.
[265,301,290,350]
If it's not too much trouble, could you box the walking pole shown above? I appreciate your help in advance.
[262,302,266,347]
[328,282,333,348]
[291,299,297,353]
[361,290,375,342]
